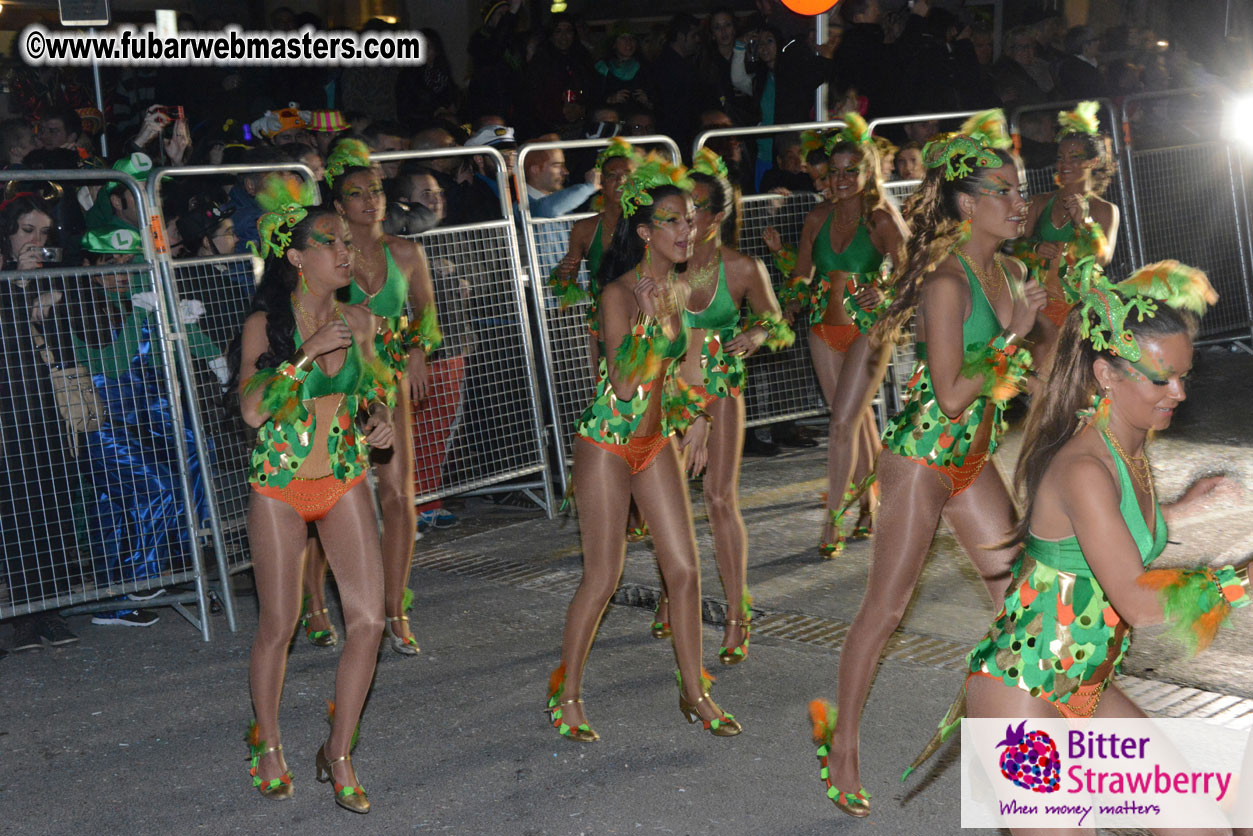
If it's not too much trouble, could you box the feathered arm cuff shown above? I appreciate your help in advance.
[771,244,797,279]
[403,304,443,355]
[613,315,666,382]
[742,311,796,351]
[243,361,311,425]
[777,274,811,309]
[1008,237,1047,275]
[1138,565,1250,654]
[359,350,396,409]
[960,336,1033,404]
[547,261,591,309]
[665,376,711,434]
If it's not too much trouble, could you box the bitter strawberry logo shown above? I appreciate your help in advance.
[996,721,1061,793]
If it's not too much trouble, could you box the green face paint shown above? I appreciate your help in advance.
[977,174,1027,200]
[1127,357,1190,386]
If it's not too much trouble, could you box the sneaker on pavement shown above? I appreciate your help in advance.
[417,509,460,532]
[35,614,79,646]
[92,609,159,627]
[11,616,42,651]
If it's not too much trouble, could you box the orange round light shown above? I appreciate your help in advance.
[782,0,838,13]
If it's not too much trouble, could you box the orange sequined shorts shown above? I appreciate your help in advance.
[579,434,670,475]
[810,323,860,353]
[968,671,1107,719]
[253,473,365,523]
[1042,297,1074,329]
[916,450,988,497]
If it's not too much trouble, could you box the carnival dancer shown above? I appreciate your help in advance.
[651,148,794,665]
[549,136,636,370]
[300,139,440,656]
[235,182,395,814]
[807,110,1048,817]
[781,114,908,557]
[1014,101,1120,330]
[898,262,1245,836]
[762,128,880,536]
[546,154,742,741]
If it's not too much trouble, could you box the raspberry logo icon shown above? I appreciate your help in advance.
[996,721,1060,793]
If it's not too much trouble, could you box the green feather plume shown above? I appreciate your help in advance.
[618,152,692,217]
[690,147,728,180]
[1056,100,1101,139]
[324,138,373,186]
[243,366,309,425]
[1116,260,1218,315]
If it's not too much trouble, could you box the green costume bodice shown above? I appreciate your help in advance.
[809,213,884,329]
[1035,194,1074,243]
[247,311,382,490]
[682,258,746,402]
[574,316,688,443]
[587,220,605,297]
[345,243,407,318]
[881,253,1015,467]
[967,432,1167,706]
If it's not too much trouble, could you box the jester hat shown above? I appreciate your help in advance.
[619,152,692,218]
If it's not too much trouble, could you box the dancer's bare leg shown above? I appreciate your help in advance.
[557,441,632,730]
[249,493,317,784]
[809,335,847,543]
[302,538,333,635]
[633,442,730,723]
[313,482,386,791]
[940,461,1020,604]
[829,452,951,792]
[702,394,749,650]
[376,384,417,645]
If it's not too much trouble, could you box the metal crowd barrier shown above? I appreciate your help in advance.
[375,146,554,515]
[0,169,220,640]
[1116,89,1253,348]
[515,135,682,496]
[693,120,849,430]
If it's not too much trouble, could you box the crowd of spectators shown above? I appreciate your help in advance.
[0,0,1235,652]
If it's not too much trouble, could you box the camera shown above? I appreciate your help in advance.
[39,247,62,262]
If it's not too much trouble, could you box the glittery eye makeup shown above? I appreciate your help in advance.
[1126,358,1190,386]
[693,197,712,212]
[977,175,1027,200]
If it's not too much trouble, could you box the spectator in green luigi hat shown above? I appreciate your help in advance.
[83,152,153,233]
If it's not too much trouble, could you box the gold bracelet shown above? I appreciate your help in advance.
[290,348,314,372]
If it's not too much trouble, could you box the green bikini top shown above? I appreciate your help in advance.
[345,243,407,319]
[683,258,738,333]
[915,252,1004,362]
[812,212,883,277]
[294,316,365,399]
[1035,194,1074,243]
[1025,432,1167,573]
[587,220,605,297]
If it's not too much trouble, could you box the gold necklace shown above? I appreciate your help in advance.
[291,293,339,334]
[831,208,861,231]
[1104,429,1155,501]
[958,248,1005,302]
[349,238,385,293]
[686,255,719,293]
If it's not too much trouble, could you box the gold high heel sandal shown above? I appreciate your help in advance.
[300,605,338,648]
[315,745,369,814]
[547,697,600,742]
[650,597,672,639]
[384,615,420,656]
[246,721,293,800]
[809,699,870,818]
[718,618,751,666]
[676,668,741,736]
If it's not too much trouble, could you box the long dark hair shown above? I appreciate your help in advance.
[875,148,1019,340]
[689,170,740,249]
[598,184,689,287]
[226,207,341,383]
[0,194,54,264]
[1009,300,1197,545]
[1057,130,1116,196]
